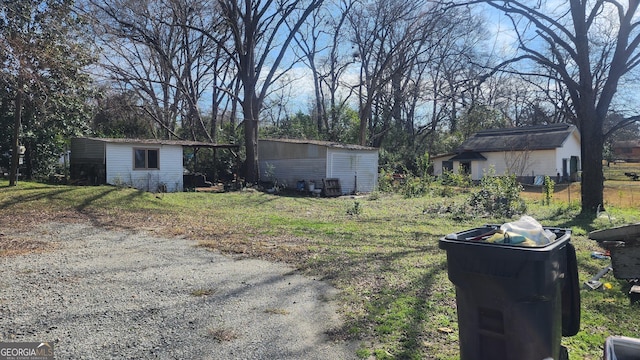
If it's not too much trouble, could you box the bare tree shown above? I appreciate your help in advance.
[454,0,640,213]
[291,0,359,141]
[347,0,444,146]
[413,6,485,148]
[214,0,324,183]
[291,5,326,134]
[87,0,220,141]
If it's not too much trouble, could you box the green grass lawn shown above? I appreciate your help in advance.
[1,180,639,359]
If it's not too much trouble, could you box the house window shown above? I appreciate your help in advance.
[443,160,453,172]
[134,148,159,170]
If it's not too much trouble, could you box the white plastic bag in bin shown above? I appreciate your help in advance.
[500,215,557,245]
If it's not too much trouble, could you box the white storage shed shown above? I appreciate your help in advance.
[70,137,236,192]
[258,139,379,195]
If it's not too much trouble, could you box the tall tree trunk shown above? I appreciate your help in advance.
[243,87,260,183]
[9,83,23,186]
[580,114,605,213]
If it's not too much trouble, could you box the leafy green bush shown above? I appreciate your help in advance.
[432,184,456,197]
[438,169,471,188]
[377,169,431,197]
[376,169,396,193]
[401,174,430,198]
[468,170,525,218]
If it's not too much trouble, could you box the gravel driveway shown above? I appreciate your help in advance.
[0,222,358,359]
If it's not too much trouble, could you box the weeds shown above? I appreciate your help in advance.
[346,201,362,216]
[438,170,471,188]
[402,175,430,198]
[543,175,555,205]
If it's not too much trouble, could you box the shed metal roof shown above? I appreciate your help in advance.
[260,138,378,151]
[77,137,239,149]
[458,124,578,152]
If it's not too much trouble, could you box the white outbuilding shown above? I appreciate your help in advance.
[258,139,379,195]
[70,137,237,192]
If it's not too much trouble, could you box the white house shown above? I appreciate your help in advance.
[70,137,236,192]
[258,139,379,195]
[431,124,581,183]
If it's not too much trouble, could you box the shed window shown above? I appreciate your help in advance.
[134,148,159,169]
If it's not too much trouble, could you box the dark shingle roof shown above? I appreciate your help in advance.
[458,124,578,152]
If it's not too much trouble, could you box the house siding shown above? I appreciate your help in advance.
[483,150,557,178]
[106,143,183,192]
[437,149,560,181]
[258,142,327,187]
[327,149,379,194]
[431,155,451,178]
[557,131,581,177]
[612,140,640,162]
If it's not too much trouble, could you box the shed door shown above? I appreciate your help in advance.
[327,151,378,194]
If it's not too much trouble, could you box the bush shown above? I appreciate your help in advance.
[468,170,525,218]
[376,168,396,193]
[438,170,471,188]
[402,174,430,198]
[377,169,432,197]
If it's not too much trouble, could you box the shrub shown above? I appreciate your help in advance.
[468,170,525,218]
[432,184,456,197]
[438,169,471,188]
[402,174,430,198]
[377,168,396,193]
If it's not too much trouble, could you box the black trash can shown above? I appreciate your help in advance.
[439,225,580,360]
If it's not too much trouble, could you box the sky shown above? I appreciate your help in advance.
[195,1,640,122]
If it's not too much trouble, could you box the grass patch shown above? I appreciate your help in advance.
[2,179,640,359]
